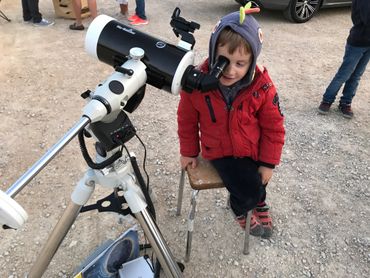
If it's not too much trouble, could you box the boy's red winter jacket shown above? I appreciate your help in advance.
[177,64,285,166]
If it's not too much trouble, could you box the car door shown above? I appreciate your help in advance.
[324,0,352,6]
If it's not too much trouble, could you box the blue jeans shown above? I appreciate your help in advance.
[322,44,370,105]
[135,0,146,20]
[21,0,42,22]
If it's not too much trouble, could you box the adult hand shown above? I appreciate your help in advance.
[258,166,273,185]
[180,156,198,169]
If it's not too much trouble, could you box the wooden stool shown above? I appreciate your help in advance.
[176,157,251,262]
[52,0,90,19]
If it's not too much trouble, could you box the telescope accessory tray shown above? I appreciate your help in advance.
[80,188,134,217]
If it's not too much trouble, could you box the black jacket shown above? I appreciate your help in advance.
[347,0,370,47]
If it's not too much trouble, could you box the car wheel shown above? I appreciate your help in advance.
[284,0,322,23]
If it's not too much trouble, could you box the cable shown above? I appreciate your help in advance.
[78,130,122,169]
[135,134,150,191]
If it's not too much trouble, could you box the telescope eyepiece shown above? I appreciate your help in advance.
[181,55,229,93]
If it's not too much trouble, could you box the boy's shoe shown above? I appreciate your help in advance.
[254,205,273,238]
[33,18,54,27]
[130,17,149,26]
[318,101,331,115]
[236,214,264,237]
[338,103,354,119]
[128,14,139,21]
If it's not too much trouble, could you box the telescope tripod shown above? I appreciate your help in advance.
[27,144,183,277]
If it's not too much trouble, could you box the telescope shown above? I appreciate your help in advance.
[0,8,228,277]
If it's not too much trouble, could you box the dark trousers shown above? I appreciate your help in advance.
[135,0,146,20]
[211,157,265,216]
[21,0,42,23]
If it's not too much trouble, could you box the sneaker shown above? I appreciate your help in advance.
[120,12,129,20]
[318,101,331,115]
[33,18,54,27]
[338,103,354,119]
[128,14,139,21]
[236,214,264,237]
[130,17,148,26]
[254,205,273,238]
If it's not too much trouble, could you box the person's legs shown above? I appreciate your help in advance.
[22,0,42,23]
[211,157,264,216]
[87,0,97,19]
[71,0,83,26]
[21,0,32,21]
[340,46,370,105]
[135,0,146,20]
[322,44,364,104]
[120,4,128,15]
[117,0,128,16]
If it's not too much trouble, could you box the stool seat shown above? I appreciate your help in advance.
[187,158,224,190]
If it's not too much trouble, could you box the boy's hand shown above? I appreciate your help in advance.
[258,166,273,185]
[180,156,198,169]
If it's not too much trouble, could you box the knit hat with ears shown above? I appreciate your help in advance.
[208,12,263,85]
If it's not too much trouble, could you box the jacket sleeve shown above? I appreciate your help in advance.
[257,85,285,165]
[177,91,200,157]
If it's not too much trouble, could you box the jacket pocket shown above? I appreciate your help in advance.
[200,135,222,158]
[205,95,216,123]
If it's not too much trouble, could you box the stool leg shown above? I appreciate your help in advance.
[176,169,186,216]
[0,10,11,22]
[243,210,251,255]
[185,189,199,262]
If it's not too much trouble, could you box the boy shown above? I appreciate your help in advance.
[127,0,148,26]
[177,11,285,238]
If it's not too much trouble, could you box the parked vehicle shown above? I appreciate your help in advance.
[235,0,352,23]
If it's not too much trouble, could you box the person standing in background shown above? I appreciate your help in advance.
[69,0,97,30]
[21,0,54,26]
[318,0,370,119]
[127,0,148,26]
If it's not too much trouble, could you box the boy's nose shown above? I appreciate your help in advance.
[224,65,233,75]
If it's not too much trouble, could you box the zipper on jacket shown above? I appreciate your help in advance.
[205,95,217,123]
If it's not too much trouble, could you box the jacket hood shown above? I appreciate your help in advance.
[209,12,263,86]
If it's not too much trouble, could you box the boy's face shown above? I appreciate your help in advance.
[216,43,252,87]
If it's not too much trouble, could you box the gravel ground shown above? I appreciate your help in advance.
[0,0,369,277]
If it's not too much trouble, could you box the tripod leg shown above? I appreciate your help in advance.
[135,208,183,278]
[28,174,95,277]
[28,201,82,278]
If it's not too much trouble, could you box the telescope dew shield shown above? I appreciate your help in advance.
[85,15,195,95]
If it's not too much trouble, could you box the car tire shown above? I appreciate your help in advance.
[284,0,322,23]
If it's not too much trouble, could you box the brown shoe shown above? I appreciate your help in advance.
[69,23,84,30]
[318,102,331,115]
[338,103,354,119]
